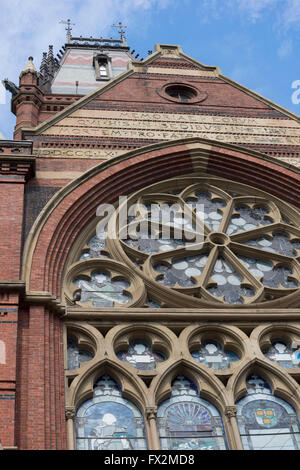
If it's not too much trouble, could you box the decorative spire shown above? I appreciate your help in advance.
[47,45,54,77]
[60,19,75,43]
[112,22,127,45]
[20,57,38,78]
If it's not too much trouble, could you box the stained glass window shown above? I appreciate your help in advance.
[263,341,300,369]
[67,177,300,307]
[117,340,166,370]
[67,338,94,370]
[157,376,227,450]
[73,272,131,307]
[75,375,147,450]
[191,340,239,370]
[237,375,300,450]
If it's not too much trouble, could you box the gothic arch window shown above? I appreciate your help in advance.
[93,54,111,81]
[64,177,300,308]
[236,374,300,450]
[75,375,147,450]
[157,376,227,450]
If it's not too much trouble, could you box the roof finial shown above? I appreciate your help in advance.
[112,21,127,45]
[59,19,75,43]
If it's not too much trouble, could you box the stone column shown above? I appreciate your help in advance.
[225,406,243,450]
[146,407,160,450]
[65,407,76,450]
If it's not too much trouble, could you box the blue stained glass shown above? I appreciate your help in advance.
[207,257,255,304]
[185,192,226,232]
[79,231,110,261]
[263,341,300,369]
[67,338,94,370]
[153,253,208,288]
[158,376,227,450]
[191,340,239,370]
[145,297,161,308]
[123,237,187,255]
[237,255,298,289]
[236,375,300,450]
[227,205,271,235]
[242,232,300,257]
[76,375,147,450]
[117,340,166,370]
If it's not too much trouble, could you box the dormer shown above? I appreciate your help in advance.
[93,54,112,81]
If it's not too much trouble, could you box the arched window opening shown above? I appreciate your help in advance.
[236,374,300,450]
[75,375,147,450]
[157,375,227,450]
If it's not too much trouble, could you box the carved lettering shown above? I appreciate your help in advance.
[42,109,300,146]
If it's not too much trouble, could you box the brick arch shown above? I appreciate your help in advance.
[22,138,300,298]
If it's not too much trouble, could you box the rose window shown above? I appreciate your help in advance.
[65,177,300,308]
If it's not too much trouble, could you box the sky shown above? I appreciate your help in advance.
[1,0,300,139]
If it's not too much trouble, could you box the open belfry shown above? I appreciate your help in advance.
[1,22,300,451]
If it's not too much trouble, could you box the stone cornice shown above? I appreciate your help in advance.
[0,155,35,180]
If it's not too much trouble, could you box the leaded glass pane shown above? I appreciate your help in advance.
[73,272,131,307]
[157,376,227,450]
[76,375,147,450]
[238,256,298,289]
[243,233,300,257]
[191,341,239,370]
[263,341,300,369]
[186,192,226,232]
[227,205,272,235]
[117,340,166,370]
[67,338,94,370]
[237,375,300,450]
[70,177,300,307]
[207,257,255,304]
[154,253,208,287]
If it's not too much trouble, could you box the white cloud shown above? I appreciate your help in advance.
[0,0,171,137]
[278,38,293,58]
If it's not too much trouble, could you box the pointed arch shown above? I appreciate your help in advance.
[68,357,149,412]
[151,358,228,412]
[21,138,300,302]
[228,358,300,412]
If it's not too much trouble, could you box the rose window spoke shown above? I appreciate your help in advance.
[69,177,300,308]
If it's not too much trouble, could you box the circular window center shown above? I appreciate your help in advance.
[209,233,229,245]
[165,84,197,103]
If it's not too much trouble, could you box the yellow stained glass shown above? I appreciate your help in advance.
[256,410,264,416]
[263,418,271,424]
[266,410,274,416]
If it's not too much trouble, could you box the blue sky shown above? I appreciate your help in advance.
[1,0,300,139]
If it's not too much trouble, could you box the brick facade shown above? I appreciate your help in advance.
[0,41,300,450]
